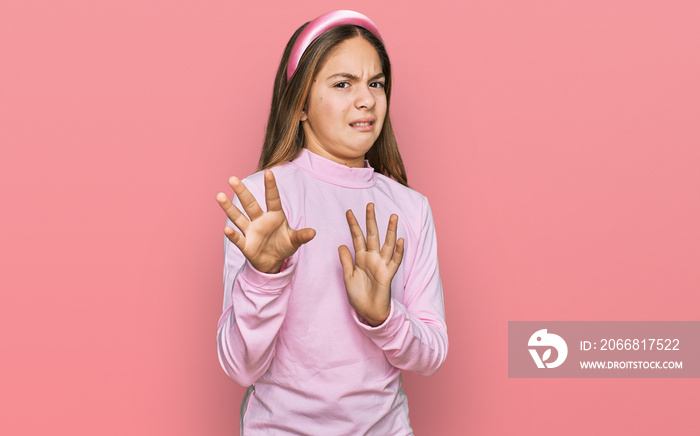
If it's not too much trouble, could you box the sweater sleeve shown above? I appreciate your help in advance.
[351,197,448,376]
[216,178,296,387]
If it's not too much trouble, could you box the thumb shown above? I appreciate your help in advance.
[338,245,354,281]
[290,227,316,249]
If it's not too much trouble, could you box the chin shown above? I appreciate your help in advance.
[354,138,378,152]
[346,144,374,158]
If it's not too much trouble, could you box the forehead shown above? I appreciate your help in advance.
[318,36,383,75]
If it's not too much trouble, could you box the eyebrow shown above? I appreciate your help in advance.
[326,72,385,81]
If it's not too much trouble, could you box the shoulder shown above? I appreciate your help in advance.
[374,173,429,211]
[373,173,434,233]
[241,161,300,189]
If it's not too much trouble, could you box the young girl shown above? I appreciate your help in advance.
[216,10,448,435]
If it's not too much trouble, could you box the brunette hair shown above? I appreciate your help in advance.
[258,23,408,186]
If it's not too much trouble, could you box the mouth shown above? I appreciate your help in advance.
[349,118,375,128]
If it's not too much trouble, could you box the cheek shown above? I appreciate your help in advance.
[319,98,348,123]
[376,96,388,119]
[321,96,341,111]
[375,101,388,132]
[374,91,388,110]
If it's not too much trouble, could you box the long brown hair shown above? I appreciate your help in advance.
[258,23,408,186]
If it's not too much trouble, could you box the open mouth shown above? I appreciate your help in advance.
[350,121,374,127]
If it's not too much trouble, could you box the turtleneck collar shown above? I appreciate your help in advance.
[290,148,377,188]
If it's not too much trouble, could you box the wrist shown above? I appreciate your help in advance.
[263,264,282,274]
[252,257,290,275]
[238,254,299,291]
[360,306,390,327]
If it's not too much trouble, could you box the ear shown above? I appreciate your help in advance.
[300,108,308,122]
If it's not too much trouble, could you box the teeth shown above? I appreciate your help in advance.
[351,122,372,126]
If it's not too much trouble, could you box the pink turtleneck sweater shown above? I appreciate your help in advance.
[217,149,448,435]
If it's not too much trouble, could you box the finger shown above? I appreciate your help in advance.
[216,192,249,233]
[345,209,367,253]
[290,227,316,249]
[365,203,380,252]
[224,225,246,252]
[389,237,405,271]
[264,170,284,213]
[338,245,355,281]
[380,214,398,259]
[228,176,264,220]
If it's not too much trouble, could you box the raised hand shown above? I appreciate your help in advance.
[216,170,316,274]
[338,203,404,327]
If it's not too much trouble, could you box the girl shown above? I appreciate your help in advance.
[216,10,448,435]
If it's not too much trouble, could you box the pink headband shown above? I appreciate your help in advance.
[286,10,383,81]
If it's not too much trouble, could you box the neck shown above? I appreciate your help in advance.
[291,148,376,189]
[303,144,366,168]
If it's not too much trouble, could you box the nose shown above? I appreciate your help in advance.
[354,84,376,110]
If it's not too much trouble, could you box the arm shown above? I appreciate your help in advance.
[347,198,448,376]
[216,230,298,386]
[215,171,314,386]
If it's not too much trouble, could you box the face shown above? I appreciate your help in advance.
[300,36,387,168]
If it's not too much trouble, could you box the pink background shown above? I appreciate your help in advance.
[2,0,698,434]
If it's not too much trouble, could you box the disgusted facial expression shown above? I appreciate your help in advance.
[300,36,387,168]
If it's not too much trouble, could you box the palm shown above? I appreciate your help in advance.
[339,203,404,327]
[236,210,294,271]
[350,250,394,295]
[216,170,315,274]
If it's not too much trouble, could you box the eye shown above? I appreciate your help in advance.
[369,81,385,89]
[334,82,350,89]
